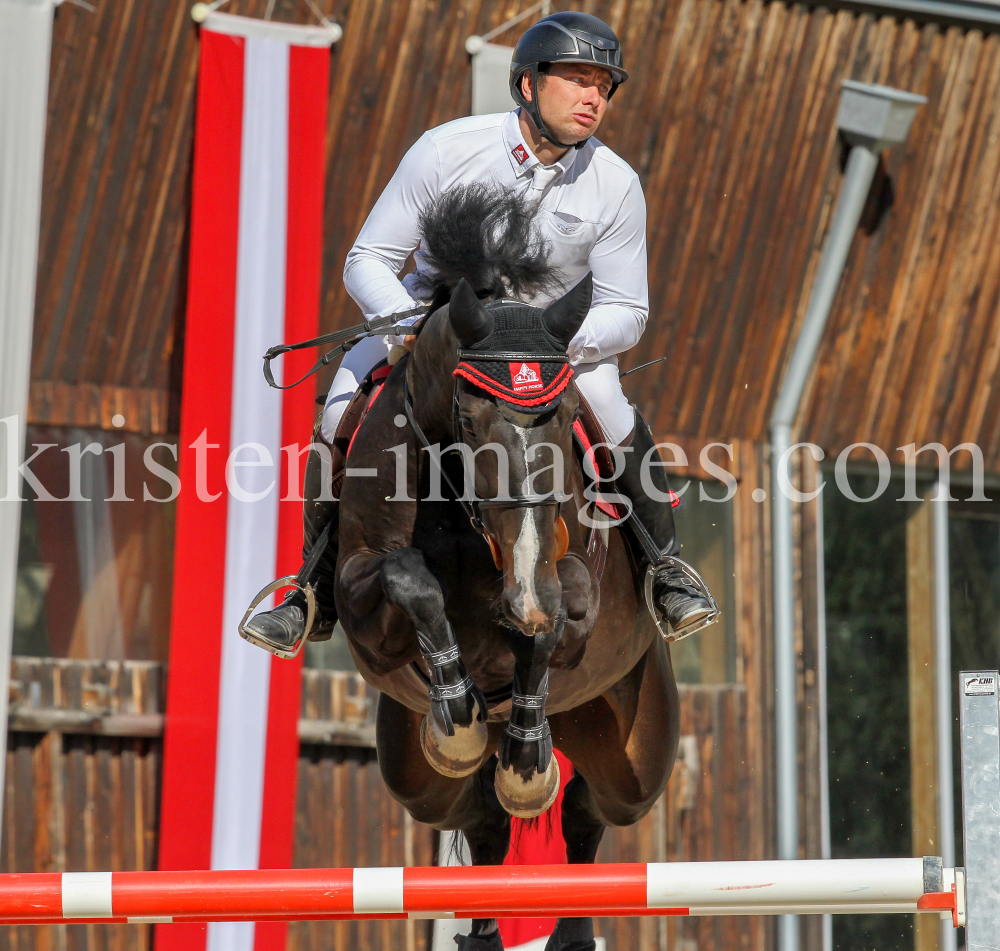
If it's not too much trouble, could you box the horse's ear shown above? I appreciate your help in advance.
[541,273,592,349]
[449,279,493,348]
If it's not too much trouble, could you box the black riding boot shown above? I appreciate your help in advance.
[615,407,716,638]
[243,440,340,654]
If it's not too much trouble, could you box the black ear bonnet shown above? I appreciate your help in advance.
[450,274,591,413]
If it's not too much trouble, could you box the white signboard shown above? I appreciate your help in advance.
[471,42,515,116]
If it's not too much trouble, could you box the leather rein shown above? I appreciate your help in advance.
[262,300,571,569]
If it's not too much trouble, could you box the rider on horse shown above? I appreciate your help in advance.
[246,11,715,652]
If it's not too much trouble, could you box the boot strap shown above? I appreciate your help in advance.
[427,676,478,702]
[504,721,550,743]
[423,644,461,667]
[511,693,545,710]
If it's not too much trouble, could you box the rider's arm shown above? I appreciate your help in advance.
[568,174,649,365]
[343,131,442,319]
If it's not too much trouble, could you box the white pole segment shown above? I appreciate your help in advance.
[647,858,927,909]
[0,0,56,847]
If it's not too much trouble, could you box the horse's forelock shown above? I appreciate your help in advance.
[416,182,561,302]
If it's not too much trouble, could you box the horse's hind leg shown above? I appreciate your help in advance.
[542,774,606,951]
[456,756,514,951]
[545,640,679,951]
[375,695,510,949]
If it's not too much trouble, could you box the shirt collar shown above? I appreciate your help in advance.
[502,109,577,179]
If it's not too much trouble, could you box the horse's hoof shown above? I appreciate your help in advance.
[494,753,560,818]
[420,712,489,779]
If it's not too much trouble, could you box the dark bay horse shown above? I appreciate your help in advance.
[335,185,679,951]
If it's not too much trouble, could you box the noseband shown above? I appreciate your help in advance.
[402,375,570,569]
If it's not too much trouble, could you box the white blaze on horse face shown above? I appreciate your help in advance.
[510,427,544,625]
[512,506,543,622]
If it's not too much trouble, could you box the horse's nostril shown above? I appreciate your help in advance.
[501,578,562,634]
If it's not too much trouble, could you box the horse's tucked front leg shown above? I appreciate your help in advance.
[379,547,489,778]
[495,626,561,817]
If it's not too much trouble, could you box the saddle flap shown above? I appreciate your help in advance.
[572,389,620,520]
[328,360,393,496]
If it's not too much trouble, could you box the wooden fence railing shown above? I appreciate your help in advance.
[1,659,751,951]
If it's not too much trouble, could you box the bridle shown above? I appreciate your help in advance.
[402,371,570,571]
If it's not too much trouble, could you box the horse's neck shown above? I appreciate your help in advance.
[407,309,459,442]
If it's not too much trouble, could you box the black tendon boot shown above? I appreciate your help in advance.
[615,407,717,639]
[243,441,340,655]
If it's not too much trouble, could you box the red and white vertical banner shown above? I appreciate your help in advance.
[158,14,331,951]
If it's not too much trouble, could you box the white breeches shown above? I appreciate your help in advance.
[320,335,635,446]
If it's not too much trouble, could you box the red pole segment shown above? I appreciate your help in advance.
[0,874,61,917]
[403,864,648,913]
[114,869,356,917]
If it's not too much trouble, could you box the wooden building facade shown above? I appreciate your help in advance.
[10,0,1000,949]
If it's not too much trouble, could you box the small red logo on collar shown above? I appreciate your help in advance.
[512,144,530,165]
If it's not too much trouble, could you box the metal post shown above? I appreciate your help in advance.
[933,484,956,951]
[770,80,925,951]
[958,670,1000,949]
[0,0,57,846]
[814,490,833,951]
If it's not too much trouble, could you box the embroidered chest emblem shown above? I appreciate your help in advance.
[510,361,543,392]
[512,144,530,165]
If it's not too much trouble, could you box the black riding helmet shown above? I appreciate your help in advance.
[509,11,629,150]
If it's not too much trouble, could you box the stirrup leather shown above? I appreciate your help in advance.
[239,577,317,659]
[644,555,720,644]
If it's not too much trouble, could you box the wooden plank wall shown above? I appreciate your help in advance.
[1,660,754,951]
[33,0,1000,466]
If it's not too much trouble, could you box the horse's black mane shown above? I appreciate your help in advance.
[414,182,561,311]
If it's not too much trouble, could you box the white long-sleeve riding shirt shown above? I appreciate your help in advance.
[343,109,648,367]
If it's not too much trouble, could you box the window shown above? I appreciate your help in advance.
[670,477,736,684]
[13,426,176,661]
[824,471,915,949]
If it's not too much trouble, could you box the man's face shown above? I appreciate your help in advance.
[521,63,613,144]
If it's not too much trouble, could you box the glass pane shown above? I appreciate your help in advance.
[304,623,358,672]
[823,472,914,950]
[13,425,176,661]
[670,477,736,684]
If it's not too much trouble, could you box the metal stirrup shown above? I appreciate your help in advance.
[645,554,720,644]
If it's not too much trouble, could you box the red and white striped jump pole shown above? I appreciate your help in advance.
[0,858,962,926]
